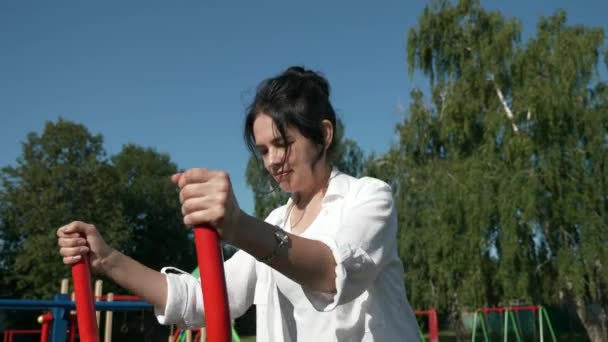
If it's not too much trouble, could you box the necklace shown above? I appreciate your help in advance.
[285,169,332,233]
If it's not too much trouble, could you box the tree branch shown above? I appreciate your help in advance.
[493,82,519,133]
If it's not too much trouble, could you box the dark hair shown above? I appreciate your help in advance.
[244,66,338,169]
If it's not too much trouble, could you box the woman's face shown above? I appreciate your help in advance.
[253,114,327,193]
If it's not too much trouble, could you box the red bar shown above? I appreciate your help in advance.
[3,330,40,342]
[479,307,506,314]
[509,305,539,312]
[38,313,53,342]
[172,327,181,341]
[72,255,100,342]
[414,309,439,342]
[428,309,439,342]
[194,226,231,342]
[68,315,77,342]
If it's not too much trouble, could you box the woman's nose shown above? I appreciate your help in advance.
[268,147,285,166]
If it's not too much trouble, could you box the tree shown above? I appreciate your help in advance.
[111,144,196,275]
[0,119,129,298]
[0,120,195,300]
[386,1,607,340]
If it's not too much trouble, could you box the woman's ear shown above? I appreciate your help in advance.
[322,119,334,151]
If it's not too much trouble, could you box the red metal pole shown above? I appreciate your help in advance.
[68,314,77,342]
[38,313,53,342]
[428,309,439,342]
[194,226,231,342]
[72,254,100,342]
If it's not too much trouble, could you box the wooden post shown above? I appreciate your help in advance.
[60,278,69,294]
[104,293,114,342]
[95,280,103,326]
[71,292,76,315]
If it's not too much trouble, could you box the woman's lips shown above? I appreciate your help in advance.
[273,170,292,180]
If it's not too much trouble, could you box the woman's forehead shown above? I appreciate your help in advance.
[253,114,297,143]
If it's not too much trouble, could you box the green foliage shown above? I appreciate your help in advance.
[390,0,608,339]
[0,119,194,299]
[0,119,129,298]
[111,144,196,273]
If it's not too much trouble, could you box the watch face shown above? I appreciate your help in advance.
[275,229,289,244]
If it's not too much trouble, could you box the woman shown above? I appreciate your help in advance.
[57,66,420,341]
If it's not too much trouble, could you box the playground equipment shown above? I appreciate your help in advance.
[414,308,439,342]
[67,225,230,342]
[38,313,53,342]
[170,326,241,342]
[71,255,99,342]
[2,329,41,342]
[471,305,557,342]
[193,226,231,341]
[0,293,151,342]
[1,226,237,342]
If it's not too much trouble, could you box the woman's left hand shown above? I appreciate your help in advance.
[172,168,243,242]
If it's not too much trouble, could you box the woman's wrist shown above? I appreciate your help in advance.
[226,210,249,245]
[99,248,122,276]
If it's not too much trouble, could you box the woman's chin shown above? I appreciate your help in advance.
[277,183,292,193]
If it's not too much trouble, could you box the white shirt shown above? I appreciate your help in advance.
[155,169,420,341]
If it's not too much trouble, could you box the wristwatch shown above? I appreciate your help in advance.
[260,227,290,264]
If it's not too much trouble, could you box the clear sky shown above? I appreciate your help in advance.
[1,0,606,215]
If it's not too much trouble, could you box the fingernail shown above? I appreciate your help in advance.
[73,255,81,261]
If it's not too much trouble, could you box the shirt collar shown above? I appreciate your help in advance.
[322,167,347,204]
[283,167,347,209]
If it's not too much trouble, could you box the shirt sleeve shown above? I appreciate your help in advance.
[304,178,398,311]
[154,249,258,329]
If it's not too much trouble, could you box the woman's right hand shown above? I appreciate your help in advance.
[57,221,115,274]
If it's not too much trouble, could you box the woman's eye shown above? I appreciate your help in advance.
[257,149,268,156]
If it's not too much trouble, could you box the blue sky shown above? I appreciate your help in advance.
[1,0,607,215]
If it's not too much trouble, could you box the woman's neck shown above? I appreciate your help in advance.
[292,165,331,209]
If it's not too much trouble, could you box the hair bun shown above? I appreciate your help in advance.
[284,66,330,97]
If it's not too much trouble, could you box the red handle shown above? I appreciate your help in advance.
[71,255,100,342]
[194,226,231,342]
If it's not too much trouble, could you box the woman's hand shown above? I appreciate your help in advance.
[57,221,115,274]
[172,168,243,243]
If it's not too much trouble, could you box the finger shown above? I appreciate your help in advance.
[184,207,223,227]
[179,168,224,188]
[180,183,214,203]
[59,246,90,258]
[63,255,82,264]
[182,191,226,216]
[59,221,98,237]
[57,230,82,239]
[58,221,86,235]
[171,173,182,184]
[181,197,209,216]
[58,237,87,248]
